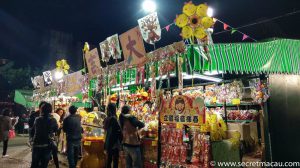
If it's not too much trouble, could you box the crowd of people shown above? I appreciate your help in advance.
[1,101,145,168]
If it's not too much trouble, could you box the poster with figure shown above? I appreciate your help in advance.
[99,40,110,63]
[138,12,161,44]
[119,27,146,67]
[85,48,102,79]
[107,34,122,59]
[43,71,53,86]
[161,95,205,125]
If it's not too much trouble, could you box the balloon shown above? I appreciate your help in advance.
[181,26,193,39]
[175,14,188,28]
[194,27,207,39]
[196,4,208,17]
[183,2,197,16]
[201,17,214,29]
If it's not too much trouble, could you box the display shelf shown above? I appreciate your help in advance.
[205,102,260,108]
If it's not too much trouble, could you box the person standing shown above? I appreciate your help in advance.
[104,103,122,168]
[51,109,63,168]
[28,101,47,145]
[0,108,13,158]
[119,105,145,168]
[30,102,58,168]
[63,106,83,168]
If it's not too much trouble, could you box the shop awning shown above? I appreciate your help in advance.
[14,90,36,108]
[207,39,300,74]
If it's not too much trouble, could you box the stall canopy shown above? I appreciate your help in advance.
[14,90,35,108]
[207,39,300,74]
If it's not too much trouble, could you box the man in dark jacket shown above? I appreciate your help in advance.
[119,105,145,168]
[104,103,122,168]
[30,102,58,168]
[28,101,46,142]
[63,106,83,168]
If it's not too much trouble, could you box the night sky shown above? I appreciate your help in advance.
[0,0,299,69]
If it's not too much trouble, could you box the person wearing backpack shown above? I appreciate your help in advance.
[119,105,145,168]
[103,103,122,168]
[30,102,58,168]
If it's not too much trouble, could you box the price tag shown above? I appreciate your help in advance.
[176,123,183,129]
[151,141,157,146]
[232,98,241,105]
[84,141,91,146]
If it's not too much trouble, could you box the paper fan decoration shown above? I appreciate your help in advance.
[138,12,161,44]
[56,59,70,74]
[99,40,110,62]
[107,34,122,59]
[175,1,215,40]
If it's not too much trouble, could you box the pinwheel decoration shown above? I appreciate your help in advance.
[175,1,215,40]
[56,59,70,74]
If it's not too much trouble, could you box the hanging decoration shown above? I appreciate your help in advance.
[99,40,111,62]
[85,48,102,79]
[175,2,215,40]
[56,59,70,74]
[107,34,122,59]
[83,42,90,53]
[119,27,147,67]
[42,71,53,86]
[138,12,161,44]
[31,76,42,89]
[147,41,185,62]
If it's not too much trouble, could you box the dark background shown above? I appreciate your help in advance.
[269,75,300,162]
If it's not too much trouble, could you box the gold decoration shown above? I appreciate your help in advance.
[175,2,214,40]
[56,59,70,74]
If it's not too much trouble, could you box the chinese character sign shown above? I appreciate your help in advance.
[138,12,161,44]
[120,27,146,67]
[85,48,102,79]
[161,95,205,125]
[63,71,84,96]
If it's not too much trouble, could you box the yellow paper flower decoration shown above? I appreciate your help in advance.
[175,2,214,40]
[181,26,193,39]
[56,59,70,74]
[194,27,206,39]
[183,1,197,16]
[201,17,214,29]
[175,14,189,28]
[196,4,208,17]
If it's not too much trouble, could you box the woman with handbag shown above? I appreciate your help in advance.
[103,103,122,168]
[0,108,13,158]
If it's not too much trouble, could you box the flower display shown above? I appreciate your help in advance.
[175,1,215,40]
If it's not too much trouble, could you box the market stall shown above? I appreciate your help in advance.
[29,0,300,166]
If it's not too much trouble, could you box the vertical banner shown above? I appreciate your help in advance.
[107,34,122,59]
[63,71,84,96]
[99,40,111,63]
[119,27,147,67]
[178,56,183,90]
[138,12,161,44]
[150,65,156,98]
[85,48,102,79]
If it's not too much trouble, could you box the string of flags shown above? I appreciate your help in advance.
[216,19,257,41]
[160,18,257,41]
